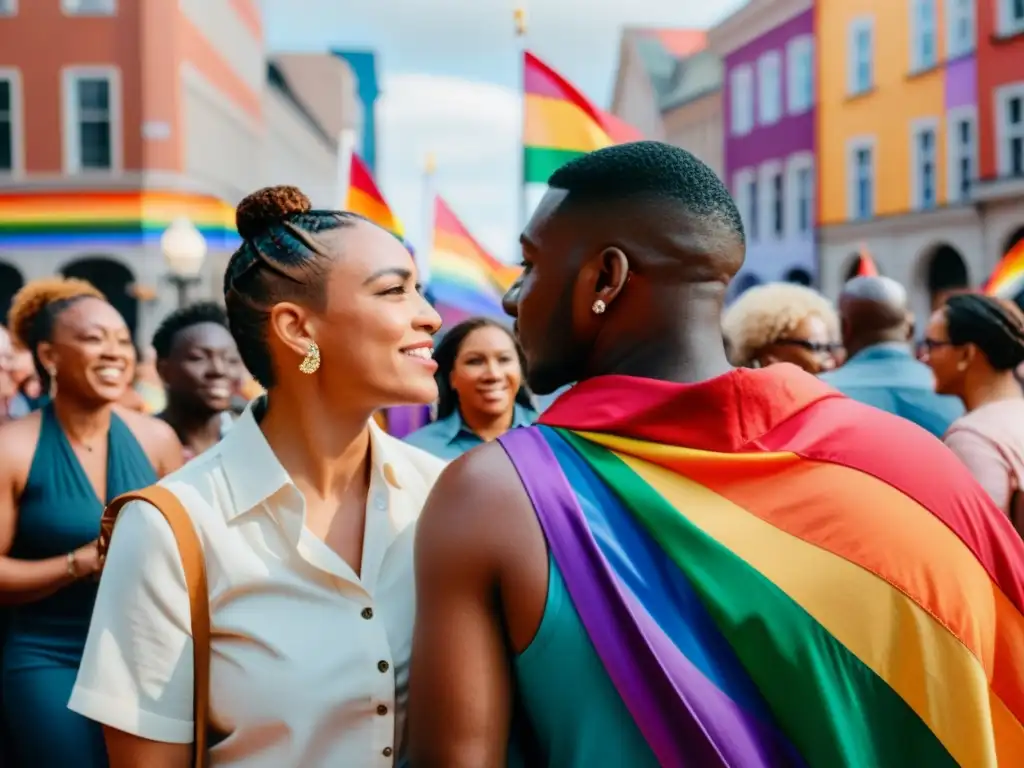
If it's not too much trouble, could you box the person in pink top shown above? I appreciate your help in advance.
[923,293,1024,534]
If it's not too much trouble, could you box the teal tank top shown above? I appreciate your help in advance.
[510,557,659,767]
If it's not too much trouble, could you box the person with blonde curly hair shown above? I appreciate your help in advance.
[721,282,841,374]
[0,277,182,767]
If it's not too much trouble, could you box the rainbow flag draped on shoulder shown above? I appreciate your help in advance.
[498,366,1024,767]
[984,238,1024,301]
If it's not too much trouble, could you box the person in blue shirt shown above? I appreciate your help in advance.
[406,317,537,460]
[820,275,962,437]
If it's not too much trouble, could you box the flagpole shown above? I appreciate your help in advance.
[515,6,528,238]
[421,151,436,286]
[337,129,357,209]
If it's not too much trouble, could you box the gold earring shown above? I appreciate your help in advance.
[299,341,320,374]
[592,299,606,315]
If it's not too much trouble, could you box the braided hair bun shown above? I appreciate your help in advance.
[946,293,1024,371]
[235,185,312,240]
[7,277,103,349]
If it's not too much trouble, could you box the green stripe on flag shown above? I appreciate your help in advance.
[558,430,957,768]
[523,147,586,185]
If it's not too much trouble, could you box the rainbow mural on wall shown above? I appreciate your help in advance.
[0,191,239,250]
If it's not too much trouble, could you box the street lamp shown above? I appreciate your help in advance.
[161,217,207,308]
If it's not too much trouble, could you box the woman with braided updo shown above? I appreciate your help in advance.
[0,278,182,766]
[71,186,446,766]
[923,293,1024,532]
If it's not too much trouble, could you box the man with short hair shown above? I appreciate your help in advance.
[820,275,962,436]
[151,301,242,460]
[408,142,1024,767]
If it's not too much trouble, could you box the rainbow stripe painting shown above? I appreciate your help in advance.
[345,154,405,239]
[0,191,238,250]
[523,50,643,185]
[984,238,1024,300]
[429,196,517,325]
[498,368,1024,767]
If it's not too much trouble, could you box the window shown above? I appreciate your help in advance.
[997,83,1024,178]
[946,0,975,58]
[759,163,784,239]
[0,0,17,17]
[847,138,875,220]
[847,17,874,96]
[733,169,758,243]
[63,68,120,173]
[911,120,938,209]
[757,52,782,125]
[997,0,1024,37]
[730,66,754,136]
[947,107,977,201]
[786,36,813,114]
[0,70,20,174]
[911,0,937,71]
[786,154,814,237]
[61,0,116,14]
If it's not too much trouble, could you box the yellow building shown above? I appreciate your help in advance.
[816,0,1009,320]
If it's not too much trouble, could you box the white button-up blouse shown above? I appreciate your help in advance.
[69,404,445,766]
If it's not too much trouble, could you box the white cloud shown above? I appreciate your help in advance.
[377,73,521,264]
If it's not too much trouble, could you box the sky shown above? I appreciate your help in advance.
[264,0,746,264]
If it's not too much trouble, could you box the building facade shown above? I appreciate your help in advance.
[711,0,816,295]
[974,0,1024,264]
[818,0,1024,322]
[610,29,723,177]
[0,0,354,342]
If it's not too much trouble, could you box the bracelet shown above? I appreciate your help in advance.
[66,551,79,578]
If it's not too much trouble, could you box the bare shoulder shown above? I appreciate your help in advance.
[0,411,43,483]
[416,440,534,569]
[116,408,183,476]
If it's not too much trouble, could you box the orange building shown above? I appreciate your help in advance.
[0,1,355,341]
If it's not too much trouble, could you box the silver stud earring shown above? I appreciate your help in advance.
[591,299,606,315]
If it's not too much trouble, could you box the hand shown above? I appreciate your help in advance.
[72,540,102,578]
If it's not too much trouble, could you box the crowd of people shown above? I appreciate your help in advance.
[0,141,1021,767]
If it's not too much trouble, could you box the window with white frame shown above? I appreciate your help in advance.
[911,120,938,209]
[759,163,785,239]
[946,0,975,58]
[847,138,875,220]
[786,154,814,237]
[848,17,874,96]
[0,72,18,173]
[911,0,938,71]
[997,83,1024,177]
[730,66,754,136]
[63,68,119,172]
[62,0,116,14]
[0,0,17,17]
[733,169,758,243]
[758,51,782,125]
[997,0,1024,37]
[947,107,977,201]
[786,36,814,114]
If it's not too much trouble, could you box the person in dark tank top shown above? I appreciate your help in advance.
[0,278,182,767]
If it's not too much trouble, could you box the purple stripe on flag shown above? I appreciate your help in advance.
[499,426,789,768]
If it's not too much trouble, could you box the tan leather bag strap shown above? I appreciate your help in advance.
[101,486,210,767]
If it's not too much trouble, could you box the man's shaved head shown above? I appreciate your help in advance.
[839,275,913,357]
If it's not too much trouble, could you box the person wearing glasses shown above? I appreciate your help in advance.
[721,282,841,374]
[819,276,962,438]
[923,293,1024,533]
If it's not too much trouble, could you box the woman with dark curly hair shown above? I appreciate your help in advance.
[405,317,537,460]
[0,277,181,767]
[923,293,1024,532]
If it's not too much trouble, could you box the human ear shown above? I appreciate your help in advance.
[592,247,630,310]
[268,302,316,360]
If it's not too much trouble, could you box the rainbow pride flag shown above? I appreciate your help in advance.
[984,238,1024,300]
[523,51,643,186]
[429,196,517,325]
[499,368,1024,766]
[854,244,879,277]
[346,153,405,239]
